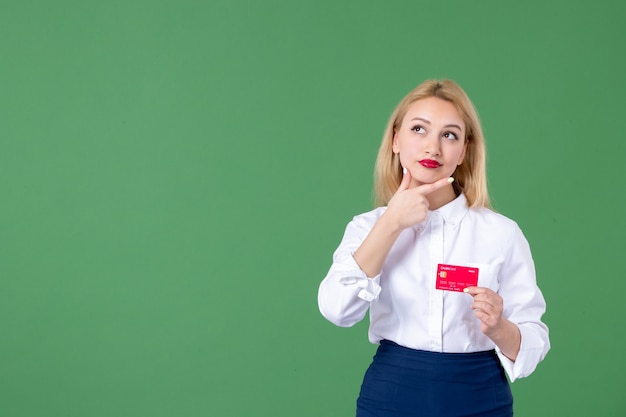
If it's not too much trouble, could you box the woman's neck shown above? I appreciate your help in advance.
[426,185,457,211]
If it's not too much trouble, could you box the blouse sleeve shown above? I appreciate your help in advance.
[496,224,551,382]
[318,213,382,327]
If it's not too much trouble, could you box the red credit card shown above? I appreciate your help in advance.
[436,264,479,292]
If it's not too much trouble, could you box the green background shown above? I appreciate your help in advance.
[1,0,624,416]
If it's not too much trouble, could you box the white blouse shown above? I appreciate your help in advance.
[318,194,550,382]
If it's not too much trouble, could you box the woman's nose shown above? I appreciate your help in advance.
[424,135,441,156]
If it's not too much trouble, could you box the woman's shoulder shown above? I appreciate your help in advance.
[468,205,521,231]
[350,206,387,223]
[333,207,387,239]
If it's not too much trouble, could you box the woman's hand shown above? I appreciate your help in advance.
[384,170,453,231]
[464,287,505,335]
[464,286,521,361]
[353,171,452,278]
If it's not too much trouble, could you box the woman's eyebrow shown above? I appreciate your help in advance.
[411,117,462,131]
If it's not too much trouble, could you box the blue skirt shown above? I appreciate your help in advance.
[356,340,513,417]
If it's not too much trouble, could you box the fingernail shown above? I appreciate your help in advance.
[463,287,469,293]
[447,177,454,183]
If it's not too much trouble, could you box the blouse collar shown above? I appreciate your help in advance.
[430,193,469,230]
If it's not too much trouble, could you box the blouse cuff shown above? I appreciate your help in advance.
[495,325,549,383]
[336,254,382,302]
[338,275,381,302]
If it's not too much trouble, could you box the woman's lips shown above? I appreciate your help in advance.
[419,159,442,168]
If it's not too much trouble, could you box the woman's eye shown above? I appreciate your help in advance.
[443,131,458,140]
[411,125,425,134]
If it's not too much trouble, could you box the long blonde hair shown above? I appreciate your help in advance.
[374,79,490,208]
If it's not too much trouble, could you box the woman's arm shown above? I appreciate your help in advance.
[463,286,522,361]
[318,173,451,326]
[354,173,454,278]
[467,224,550,381]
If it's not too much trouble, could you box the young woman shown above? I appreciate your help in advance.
[318,79,550,417]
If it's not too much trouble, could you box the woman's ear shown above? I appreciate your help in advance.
[392,132,400,154]
[458,141,468,165]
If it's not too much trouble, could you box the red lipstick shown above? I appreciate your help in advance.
[419,159,441,168]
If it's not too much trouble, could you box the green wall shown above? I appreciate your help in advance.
[1,1,624,415]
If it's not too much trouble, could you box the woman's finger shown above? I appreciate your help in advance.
[396,168,412,192]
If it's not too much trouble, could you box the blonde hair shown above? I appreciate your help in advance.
[374,79,491,208]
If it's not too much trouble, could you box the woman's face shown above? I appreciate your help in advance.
[393,97,467,187]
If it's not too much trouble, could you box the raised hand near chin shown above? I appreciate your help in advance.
[384,170,454,231]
